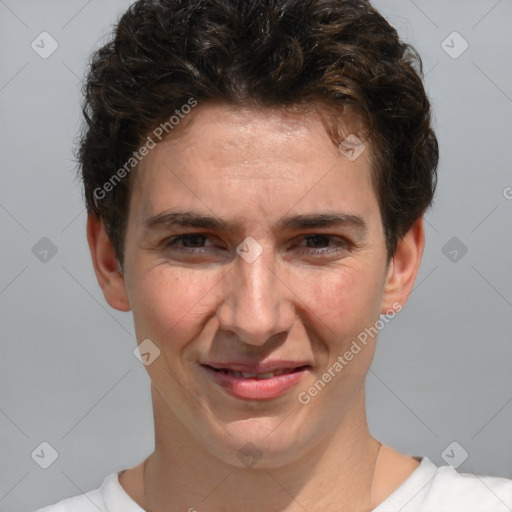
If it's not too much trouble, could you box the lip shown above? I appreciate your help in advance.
[200,362,311,401]
[202,361,312,373]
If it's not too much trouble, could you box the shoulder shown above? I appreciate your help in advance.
[424,461,512,511]
[32,473,117,512]
[377,456,512,512]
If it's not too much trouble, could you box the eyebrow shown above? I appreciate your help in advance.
[144,209,368,236]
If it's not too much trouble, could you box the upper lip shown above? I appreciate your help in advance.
[201,361,311,373]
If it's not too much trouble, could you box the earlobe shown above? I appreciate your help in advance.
[86,213,131,312]
[380,216,425,315]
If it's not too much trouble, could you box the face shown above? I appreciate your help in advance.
[103,103,413,468]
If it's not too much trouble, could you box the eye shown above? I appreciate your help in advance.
[163,234,215,252]
[295,234,351,255]
[160,233,352,258]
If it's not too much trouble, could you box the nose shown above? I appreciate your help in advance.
[216,245,296,346]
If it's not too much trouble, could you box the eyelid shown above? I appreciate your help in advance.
[163,233,214,248]
[294,234,352,251]
[163,233,351,253]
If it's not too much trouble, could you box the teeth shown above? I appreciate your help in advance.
[223,368,294,379]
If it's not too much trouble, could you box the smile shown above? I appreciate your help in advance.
[211,367,306,379]
[200,364,311,400]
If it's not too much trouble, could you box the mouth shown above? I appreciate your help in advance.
[206,365,310,379]
[200,363,311,400]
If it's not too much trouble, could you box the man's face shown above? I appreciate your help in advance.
[121,104,396,467]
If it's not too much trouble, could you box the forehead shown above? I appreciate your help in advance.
[129,103,379,231]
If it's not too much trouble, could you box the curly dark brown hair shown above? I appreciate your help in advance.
[78,0,438,267]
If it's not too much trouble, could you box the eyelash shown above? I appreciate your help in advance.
[162,234,351,256]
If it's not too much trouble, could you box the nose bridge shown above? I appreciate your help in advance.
[218,245,294,345]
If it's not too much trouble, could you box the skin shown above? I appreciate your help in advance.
[87,103,424,512]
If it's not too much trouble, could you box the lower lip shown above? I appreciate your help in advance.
[201,365,309,400]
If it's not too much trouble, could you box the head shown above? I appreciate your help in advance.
[82,0,438,468]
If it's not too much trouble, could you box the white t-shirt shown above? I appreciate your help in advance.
[34,456,512,512]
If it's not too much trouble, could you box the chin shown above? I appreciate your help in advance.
[204,417,311,470]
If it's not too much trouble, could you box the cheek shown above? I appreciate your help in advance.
[130,267,222,344]
[296,264,383,336]
[302,269,383,388]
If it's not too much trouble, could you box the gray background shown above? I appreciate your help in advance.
[1,0,511,510]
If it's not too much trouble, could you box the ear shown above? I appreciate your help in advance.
[380,216,425,314]
[86,213,131,312]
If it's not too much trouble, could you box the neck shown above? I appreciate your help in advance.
[138,384,382,512]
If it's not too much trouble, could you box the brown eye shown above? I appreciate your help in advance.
[295,235,351,255]
[163,234,213,252]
